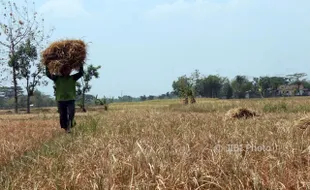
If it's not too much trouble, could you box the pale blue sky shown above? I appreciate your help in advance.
[5,0,310,97]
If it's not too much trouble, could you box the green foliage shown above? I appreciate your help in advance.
[231,75,253,98]
[303,80,310,89]
[172,73,197,105]
[220,80,233,99]
[286,73,308,95]
[171,72,310,100]
[263,102,288,113]
[31,90,56,108]
[158,94,166,99]
[84,65,101,84]
[0,0,53,113]
[76,94,97,109]
[76,82,82,96]
[168,102,237,113]
[257,76,287,97]
[148,95,155,100]
[76,64,101,109]
[14,39,48,113]
[0,88,56,109]
[196,75,223,98]
[286,73,307,83]
[257,76,271,97]
[95,95,110,111]
[95,96,106,105]
[172,75,192,98]
[292,105,310,113]
[0,86,24,97]
[140,95,147,101]
[263,101,310,113]
[118,95,134,102]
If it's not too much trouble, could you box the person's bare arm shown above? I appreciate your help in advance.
[46,67,57,81]
[72,65,84,81]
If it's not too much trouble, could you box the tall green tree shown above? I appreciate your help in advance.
[140,95,147,101]
[158,94,166,99]
[303,80,310,89]
[257,76,271,97]
[231,75,252,98]
[189,69,201,95]
[172,75,191,97]
[172,75,196,104]
[251,77,261,96]
[196,75,223,98]
[15,39,47,113]
[76,64,101,111]
[0,0,53,113]
[220,77,233,99]
[269,77,286,96]
[148,95,155,100]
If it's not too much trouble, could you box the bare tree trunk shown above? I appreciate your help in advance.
[27,93,30,114]
[26,78,30,113]
[10,38,18,113]
[13,66,18,114]
[82,91,86,112]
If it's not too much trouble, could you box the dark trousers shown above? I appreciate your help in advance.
[58,100,75,129]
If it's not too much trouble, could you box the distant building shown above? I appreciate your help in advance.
[277,84,305,96]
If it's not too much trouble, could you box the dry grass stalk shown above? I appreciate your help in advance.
[0,118,60,164]
[41,39,87,74]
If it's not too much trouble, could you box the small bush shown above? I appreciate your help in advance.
[292,105,310,113]
[95,95,109,111]
[263,102,288,113]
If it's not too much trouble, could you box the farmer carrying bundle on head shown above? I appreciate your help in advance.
[46,65,84,133]
[42,39,87,133]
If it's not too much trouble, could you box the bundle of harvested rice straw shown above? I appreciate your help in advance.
[41,39,87,74]
[294,116,310,130]
[225,107,257,119]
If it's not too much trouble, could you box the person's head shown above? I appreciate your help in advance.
[60,65,71,76]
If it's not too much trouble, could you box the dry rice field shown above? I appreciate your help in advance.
[0,97,310,189]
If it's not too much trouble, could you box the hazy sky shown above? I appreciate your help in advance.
[3,0,310,97]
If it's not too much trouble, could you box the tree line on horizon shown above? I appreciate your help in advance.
[171,70,310,102]
[0,68,308,110]
[96,71,310,103]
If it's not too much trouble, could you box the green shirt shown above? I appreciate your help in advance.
[54,76,77,101]
[46,66,84,101]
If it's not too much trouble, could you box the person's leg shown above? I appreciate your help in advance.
[58,101,68,130]
[67,100,76,128]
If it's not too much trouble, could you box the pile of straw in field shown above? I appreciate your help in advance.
[294,116,310,129]
[225,107,257,119]
[41,39,87,74]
